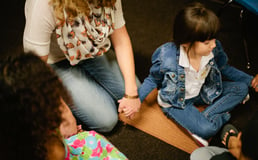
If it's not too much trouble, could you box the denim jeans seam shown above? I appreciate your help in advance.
[203,91,232,119]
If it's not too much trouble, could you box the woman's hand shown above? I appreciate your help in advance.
[118,97,141,119]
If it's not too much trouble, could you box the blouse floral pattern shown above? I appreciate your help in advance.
[64,131,128,160]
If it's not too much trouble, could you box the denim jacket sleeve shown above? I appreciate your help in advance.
[214,40,253,86]
[138,45,164,102]
[138,42,177,102]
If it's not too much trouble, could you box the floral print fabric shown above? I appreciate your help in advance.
[64,131,128,160]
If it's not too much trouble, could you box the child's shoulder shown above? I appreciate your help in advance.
[157,42,177,52]
[152,42,178,58]
[151,42,178,69]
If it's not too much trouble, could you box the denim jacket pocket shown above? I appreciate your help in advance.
[162,71,177,96]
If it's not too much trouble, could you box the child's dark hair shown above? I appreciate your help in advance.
[0,51,70,159]
[241,111,258,160]
[173,2,220,48]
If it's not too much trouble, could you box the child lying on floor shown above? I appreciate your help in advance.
[0,50,128,160]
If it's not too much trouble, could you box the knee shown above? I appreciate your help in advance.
[235,82,248,96]
[190,149,200,160]
[95,115,118,133]
[196,112,231,139]
[190,147,215,160]
[190,148,206,160]
[193,123,218,139]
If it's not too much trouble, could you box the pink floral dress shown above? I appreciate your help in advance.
[64,131,128,160]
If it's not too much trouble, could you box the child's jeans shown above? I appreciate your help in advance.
[162,81,248,139]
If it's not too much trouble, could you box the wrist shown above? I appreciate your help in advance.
[124,93,139,99]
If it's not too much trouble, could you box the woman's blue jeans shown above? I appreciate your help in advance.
[51,50,139,132]
[162,81,248,139]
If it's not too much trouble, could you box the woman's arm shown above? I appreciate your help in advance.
[111,25,141,119]
[23,0,55,59]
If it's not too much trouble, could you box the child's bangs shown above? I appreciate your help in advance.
[194,20,220,42]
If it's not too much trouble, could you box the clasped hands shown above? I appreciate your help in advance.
[118,96,141,119]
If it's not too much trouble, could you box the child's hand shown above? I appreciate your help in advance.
[228,132,242,159]
[251,74,258,92]
[59,98,78,138]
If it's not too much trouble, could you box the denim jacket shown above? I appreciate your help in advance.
[139,40,253,109]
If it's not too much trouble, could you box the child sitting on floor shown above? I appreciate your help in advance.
[138,2,258,146]
[0,50,128,160]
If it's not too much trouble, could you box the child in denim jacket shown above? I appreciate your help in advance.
[139,2,258,146]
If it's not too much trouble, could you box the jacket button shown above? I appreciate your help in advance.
[180,88,185,91]
[180,75,184,78]
[215,91,219,95]
[172,74,175,78]
[180,98,184,101]
[210,61,214,65]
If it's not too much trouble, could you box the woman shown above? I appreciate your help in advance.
[23,0,141,133]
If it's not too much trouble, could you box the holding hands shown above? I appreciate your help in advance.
[118,94,141,119]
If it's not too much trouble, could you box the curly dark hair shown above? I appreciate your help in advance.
[0,51,71,159]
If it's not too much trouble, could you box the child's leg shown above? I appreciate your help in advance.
[162,102,218,139]
[162,81,248,139]
[202,81,248,128]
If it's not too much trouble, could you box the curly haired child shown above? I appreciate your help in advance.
[0,50,128,160]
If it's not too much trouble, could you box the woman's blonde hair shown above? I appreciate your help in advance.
[50,0,116,21]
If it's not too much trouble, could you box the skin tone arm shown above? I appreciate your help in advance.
[251,74,258,92]
[227,132,242,159]
[40,55,48,62]
[59,98,78,138]
[228,132,251,160]
[110,25,141,119]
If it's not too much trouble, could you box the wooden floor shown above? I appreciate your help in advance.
[119,89,200,154]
